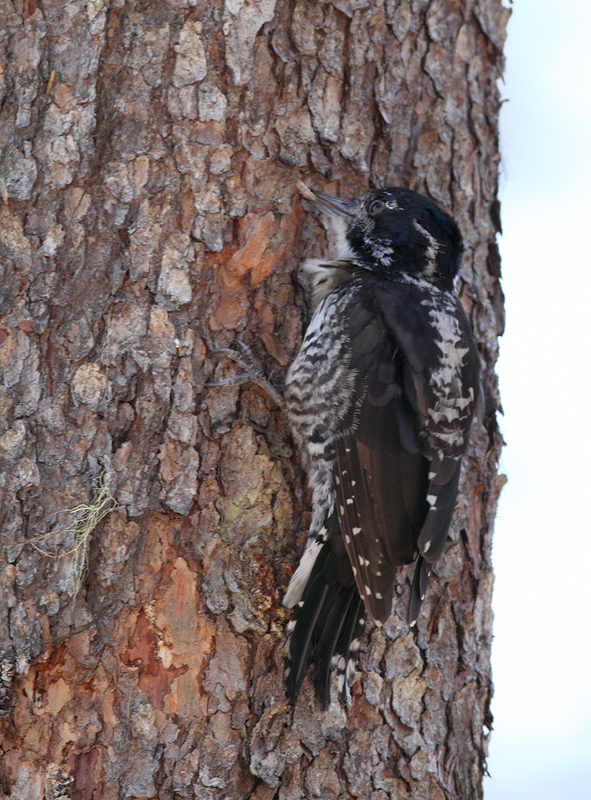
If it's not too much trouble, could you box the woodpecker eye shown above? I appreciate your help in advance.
[369,200,384,214]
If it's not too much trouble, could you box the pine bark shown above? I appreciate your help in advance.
[0,0,508,798]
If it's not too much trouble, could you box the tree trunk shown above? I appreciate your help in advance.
[0,0,508,798]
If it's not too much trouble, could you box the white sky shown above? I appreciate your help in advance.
[484,1,591,797]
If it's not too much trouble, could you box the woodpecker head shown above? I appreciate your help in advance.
[298,183,463,290]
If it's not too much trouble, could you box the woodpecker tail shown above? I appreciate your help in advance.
[284,537,365,708]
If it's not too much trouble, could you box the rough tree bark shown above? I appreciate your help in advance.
[0,0,508,798]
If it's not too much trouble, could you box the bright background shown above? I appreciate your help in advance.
[484,1,591,797]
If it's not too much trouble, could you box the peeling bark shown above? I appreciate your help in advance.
[0,0,508,797]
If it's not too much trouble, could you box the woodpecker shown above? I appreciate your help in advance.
[282,183,480,707]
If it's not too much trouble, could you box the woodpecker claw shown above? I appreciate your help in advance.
[207,341,284,407]
[206,374,252,389]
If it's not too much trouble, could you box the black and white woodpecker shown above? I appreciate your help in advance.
[280,182,481,707]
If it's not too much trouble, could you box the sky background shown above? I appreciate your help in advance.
[484,1,591,797]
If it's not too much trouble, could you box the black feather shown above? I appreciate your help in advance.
[312,586,358,708]
[285,536,363,707]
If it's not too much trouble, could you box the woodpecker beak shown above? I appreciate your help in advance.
[297,181,356,218]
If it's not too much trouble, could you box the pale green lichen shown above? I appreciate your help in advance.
[11,469,117,597]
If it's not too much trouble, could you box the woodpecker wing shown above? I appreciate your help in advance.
[372,279,480,568]
[333,276,480,623]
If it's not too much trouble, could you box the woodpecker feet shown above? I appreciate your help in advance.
[207,340,284,408]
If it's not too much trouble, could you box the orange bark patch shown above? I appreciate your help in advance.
[121,610,186,712]
[225,212,279,287]
[155,558,214,717]
[349,692,381,730]
[45,678,72,715]
[17,317,35,332]
[212,207,298,330]
[121,558,214,719]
